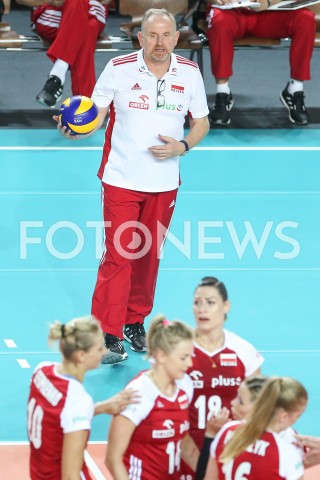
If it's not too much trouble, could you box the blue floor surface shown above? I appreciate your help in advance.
[1,128,320,441]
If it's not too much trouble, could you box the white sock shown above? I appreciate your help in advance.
[50,59,69,85]
[287,79,303,95]
[216,83,230,95]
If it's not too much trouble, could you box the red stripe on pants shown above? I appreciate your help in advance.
[91,184,178,338]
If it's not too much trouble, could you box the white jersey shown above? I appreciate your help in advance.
[280,427,305,462]
[92,49,209,192]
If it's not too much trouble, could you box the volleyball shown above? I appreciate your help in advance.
[58,95,99,135]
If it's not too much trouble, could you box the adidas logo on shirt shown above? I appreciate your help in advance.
[131,83,141,90]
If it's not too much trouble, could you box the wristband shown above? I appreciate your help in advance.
[180,140,189,155]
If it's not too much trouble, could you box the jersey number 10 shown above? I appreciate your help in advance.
[28,398,44,449]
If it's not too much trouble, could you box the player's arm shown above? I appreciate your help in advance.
[148,115,209,159]
[94,388,140,415]
[186,115,210,147]
[252,0,284,11]
[181,433,200,472]
[106,414,136,480]
[204,456,220,480]
[61,430,89,480]
[296,434,320,467]
[195,407,230,480]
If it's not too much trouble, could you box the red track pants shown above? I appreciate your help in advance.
[32,0,107,96]
[91,184,178,338]
[207,8,316,80]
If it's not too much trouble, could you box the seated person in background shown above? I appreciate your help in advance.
[206,0,316,126]
[16,0,110,107]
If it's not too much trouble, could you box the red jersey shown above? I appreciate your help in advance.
[120,372,193,479]
[28,362,94,480]
[187,329,264,448]
[211,421,304,480]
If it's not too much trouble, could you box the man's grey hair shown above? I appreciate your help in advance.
[141,8,177,33]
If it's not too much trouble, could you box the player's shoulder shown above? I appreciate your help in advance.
[65,377,93,407]
[32,361,57,376]
[127,370,158,400]
[211,420,243,456]
[224,329,257,350]
[270,430,304,464]
[280,426,296,444]
[111,52,139,68]
[174,53,199,70]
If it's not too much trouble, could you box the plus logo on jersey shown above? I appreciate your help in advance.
[211,375,242,388]
[189,370,204,389]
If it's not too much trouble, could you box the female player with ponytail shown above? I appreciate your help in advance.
[204,376,307,480]
[28,315,137,480]
[106,314,198,479]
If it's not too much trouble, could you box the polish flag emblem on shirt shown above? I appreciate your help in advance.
[178,394,189,409]
[171,82,184,93]
[220,353,237,367]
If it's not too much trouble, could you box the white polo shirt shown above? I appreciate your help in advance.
[92,49,209,192]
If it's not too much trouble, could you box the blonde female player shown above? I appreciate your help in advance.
[28,315,138,480]
[106,315,199,479]
[182,276,264,479]
[204,376,307,480]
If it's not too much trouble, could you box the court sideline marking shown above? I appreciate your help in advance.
[2,146,320,151]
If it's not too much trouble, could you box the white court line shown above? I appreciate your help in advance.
[1,268,320,272]
[1,146,320,151]
[0,351,59,355]
[0,350,319,355]
[84,450,106,480]
[3,339,17,348]
[0,146,103,151]
[261,350,320,353]
[17,359,31,368]
[0,440,108,445]
[0,441,29,445]
[1,191,320,195]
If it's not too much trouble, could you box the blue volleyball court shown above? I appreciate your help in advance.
[1,128,320,478]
